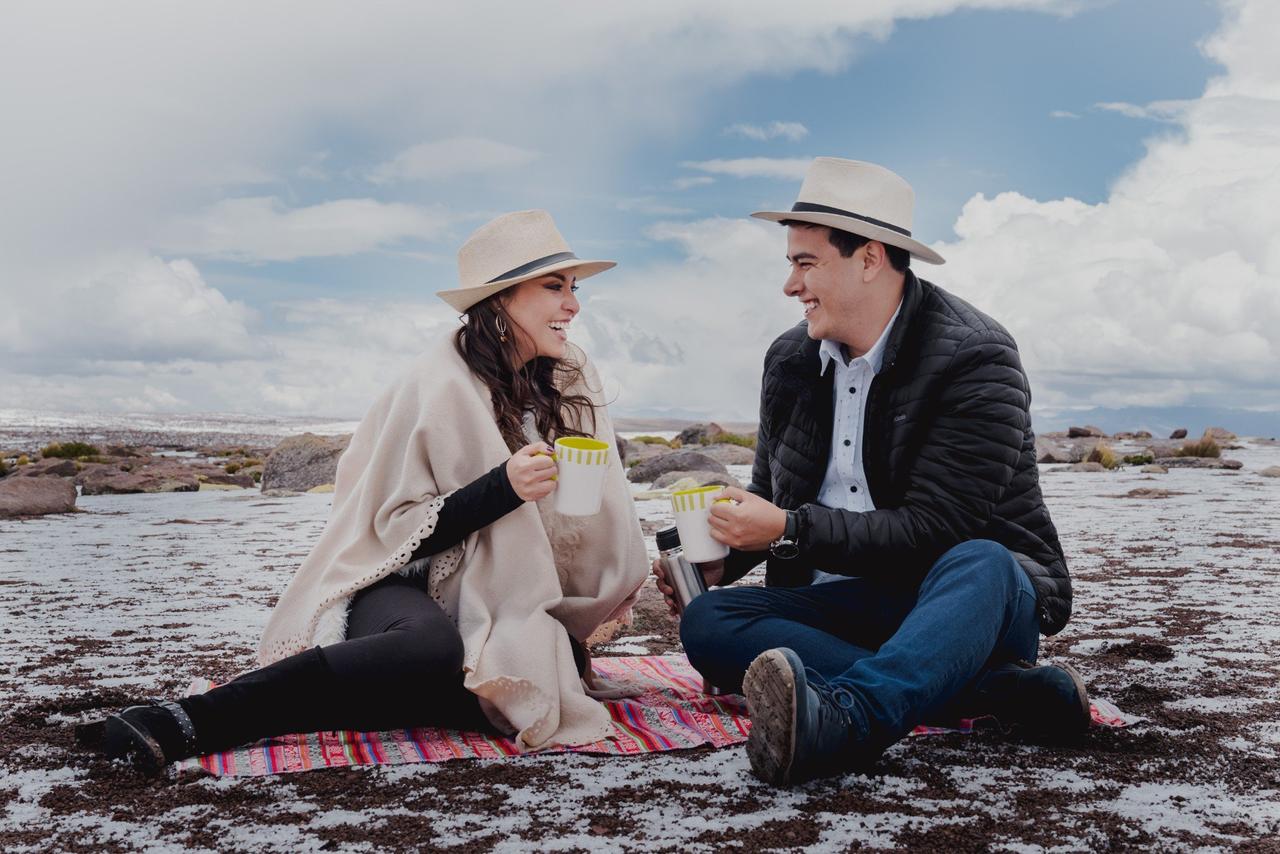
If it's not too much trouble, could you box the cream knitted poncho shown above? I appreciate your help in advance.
[258,336,649,750]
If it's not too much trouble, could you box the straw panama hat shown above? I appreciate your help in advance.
[752,157,946,265]
[436,210,616,313]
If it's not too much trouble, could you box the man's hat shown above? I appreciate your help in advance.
[752,157,945,265]
[437,210,616,313]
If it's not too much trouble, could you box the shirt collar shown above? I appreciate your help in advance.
[818,298,904,376]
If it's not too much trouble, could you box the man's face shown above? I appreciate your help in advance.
[782,225,866,342]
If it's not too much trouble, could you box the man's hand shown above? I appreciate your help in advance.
[708,486,787,552]
[506,442,557,501]
[651,557,725,618]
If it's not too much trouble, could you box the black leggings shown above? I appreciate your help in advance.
[181,574,490,753]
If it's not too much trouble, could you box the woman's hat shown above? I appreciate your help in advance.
[437,210,616,313]
[751,157,945,265]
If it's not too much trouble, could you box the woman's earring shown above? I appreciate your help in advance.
[495,314,508,343]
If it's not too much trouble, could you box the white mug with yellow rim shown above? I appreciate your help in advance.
[552,436,611,516]
[670,485,731,563]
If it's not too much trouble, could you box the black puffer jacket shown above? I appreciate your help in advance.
[723,271,1071,635]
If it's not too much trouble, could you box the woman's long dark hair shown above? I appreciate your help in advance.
[455,294,597,452]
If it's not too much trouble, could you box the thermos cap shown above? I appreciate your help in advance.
[655,525,681,551]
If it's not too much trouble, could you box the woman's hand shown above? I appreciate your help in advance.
[506,442,558,501]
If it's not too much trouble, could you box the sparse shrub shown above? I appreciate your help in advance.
[1175,439,1221,458]
[42,441,100,459]
[1122,452,1155,466]
[669,438,684,449]
[17,455,30,466]
[1086,443,1119,470]
[225,462,242,474]
[709,431,757,449]
[631,435,671,446]
[0,460,8,476]
[252,470,262,483]
[242,457,263,468]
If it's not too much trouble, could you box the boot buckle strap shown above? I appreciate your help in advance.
[159,700,199,755]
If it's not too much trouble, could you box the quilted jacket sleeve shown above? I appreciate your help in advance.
[802,328,1029,582]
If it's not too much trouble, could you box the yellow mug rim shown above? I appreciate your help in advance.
[555,437,610,451]
[671,485,726,499]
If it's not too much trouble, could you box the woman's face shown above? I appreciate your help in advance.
[501,271,580,364]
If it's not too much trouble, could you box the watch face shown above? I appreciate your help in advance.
[770,540,800,560]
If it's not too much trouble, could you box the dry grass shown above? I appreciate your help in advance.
[1175,438,1221,458]
[1086,443,1120,470]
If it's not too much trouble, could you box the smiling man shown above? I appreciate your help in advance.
[666,157,1086,786]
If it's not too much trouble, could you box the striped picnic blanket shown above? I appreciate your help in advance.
[179,654,1135,777]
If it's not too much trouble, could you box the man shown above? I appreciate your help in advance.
[656,157,1084,786]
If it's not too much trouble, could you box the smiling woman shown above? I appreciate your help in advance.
[78,210,651,774]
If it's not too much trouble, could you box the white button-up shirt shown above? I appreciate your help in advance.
[811,300,903,585]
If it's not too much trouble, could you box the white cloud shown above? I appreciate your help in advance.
[1094,100,1188,121]
[672,176,716,190]
[680,157,812,180]
[1049,110,1080,119]
[616,197,694,216]
[724,121,810,141]
[936,0,1280,413]
[160,197,452,262]
[367,137,540,184]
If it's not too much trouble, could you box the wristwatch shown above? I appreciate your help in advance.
[769,510,801,560]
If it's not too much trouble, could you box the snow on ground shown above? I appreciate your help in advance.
[1,441,1278,851]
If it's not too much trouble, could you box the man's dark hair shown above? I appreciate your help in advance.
[778,220,910,273]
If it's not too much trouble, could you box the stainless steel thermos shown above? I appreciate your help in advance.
[656,524,725,695]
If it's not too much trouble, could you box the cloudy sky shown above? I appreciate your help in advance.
[3,0,1276,432]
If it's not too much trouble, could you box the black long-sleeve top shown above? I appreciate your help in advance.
[407,461,524,561]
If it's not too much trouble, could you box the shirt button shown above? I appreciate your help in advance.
[848,386,856,394]
[850,485,858,493]
[843,439,851,446]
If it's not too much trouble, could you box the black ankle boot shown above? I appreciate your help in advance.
[76,700,200,776]
[957,660,1091,739]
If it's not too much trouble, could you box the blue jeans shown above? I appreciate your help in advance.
[680,539,1040,746]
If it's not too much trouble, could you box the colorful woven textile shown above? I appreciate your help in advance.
[179,655,1135,778]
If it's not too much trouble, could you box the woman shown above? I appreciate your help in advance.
[79,210,650,774]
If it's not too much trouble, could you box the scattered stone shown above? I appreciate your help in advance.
[1115,487,1185,499]
[16,458,79,478]
[1202,426,1236,443]
[1035,436,1072,464]
[674,423,711,446]
[1145,443,1179,458]
[1140,465,1168,474]
[1066,462,1108,472]
[1260,466,1280,478]
[80,461,202,495]
[0,476,77,517]
[1068,425,1106,438]
[1153,457,1243,470]
[261,433,351,492]
[626,450,727,484]
[1112,432,1134,440]
[696,443,756,466]
[651,470,741,490]
[1133,431,1152,439]
[620,439,668,467]
[1169,428,1188,439]
[199,472,256,488]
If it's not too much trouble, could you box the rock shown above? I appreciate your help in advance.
[199,472,255,488]
[102,444,149,458]
[651,470,741,490]
[1260,466,1280,478]
[1133,431,1152,439]
[1120,487,1182,499]
[674,424,710,446]
[704,422,726,443]
[696,443,756,466]
[1152,457,1243,470]
[627,450,727,483]
[1140,465,1168,474]
[1169,428,1188,439]
[1201,426,1236,443]
[262,433,351,492]
[1112,432,1134,441]
[80,460,202,495]
[1067,425,1106,438]
[621,440,668,467]
[1035,436,1072,464]
[16,458,79,478]
[1066,462,1108,472]
[1144,443,1179,458]
[0,476,77,517]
